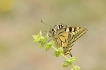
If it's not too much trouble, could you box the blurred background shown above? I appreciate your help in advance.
[0,0,106,70]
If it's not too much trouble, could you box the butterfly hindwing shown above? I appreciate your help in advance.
[62,32,74,56]
[56,28,74,56]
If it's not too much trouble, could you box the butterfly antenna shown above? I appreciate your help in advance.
[41,20,52,27]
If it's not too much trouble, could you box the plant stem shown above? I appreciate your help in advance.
[70,64,75,70]
[61,53,68,60]
[51,46,58,51]
[51,46,75,70]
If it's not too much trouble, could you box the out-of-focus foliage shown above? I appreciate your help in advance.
[0,0,13,12]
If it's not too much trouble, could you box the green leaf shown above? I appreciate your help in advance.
[62,57,76,67]
[32,31,48,47]
[74,66,80,70]
[62,60,70,67]
[54,48,63,57]
[46,42,53,50]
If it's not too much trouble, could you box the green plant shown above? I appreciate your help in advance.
[32,31,80,70]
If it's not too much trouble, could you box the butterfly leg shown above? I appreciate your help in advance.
[70,53,72,57]
[47,39,52,43]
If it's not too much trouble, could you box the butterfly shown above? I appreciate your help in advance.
[49,23,87,57]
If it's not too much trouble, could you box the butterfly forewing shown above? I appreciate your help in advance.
[68,27,88,42]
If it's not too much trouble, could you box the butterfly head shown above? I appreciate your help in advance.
[49,23,67,37]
